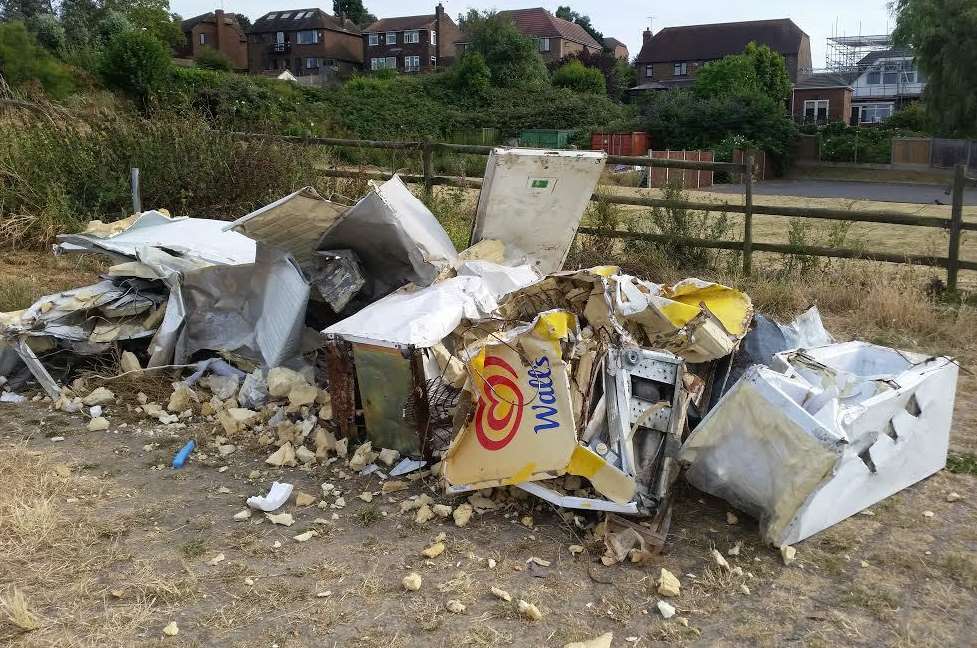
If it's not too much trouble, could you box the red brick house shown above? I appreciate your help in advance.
[603,37,629,61]
[791,72,853,124]
[247,8,363,78]
[632,19,812,91]
[177,10,248,71]
[458,7,602,64]
[362,3,460,73]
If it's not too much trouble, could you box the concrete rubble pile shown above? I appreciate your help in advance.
[0,147,959,554]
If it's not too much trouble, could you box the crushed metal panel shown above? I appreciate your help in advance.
[224,187,347,275]
[471,148,607,274]
[681,343,958,546]
[443,311,580,489]
[352,342,421,456]
[316,175,458,299]
[56,210,255,266]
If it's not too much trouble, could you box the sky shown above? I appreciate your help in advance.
[171,0,897,69]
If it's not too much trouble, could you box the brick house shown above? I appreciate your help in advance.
[603,37,629,61]
[458,7,602,63]
[248,8,363,78]
[362,3,460,73]
[632,19,812,91]
[177,10,248,71]
[791,73,853,124]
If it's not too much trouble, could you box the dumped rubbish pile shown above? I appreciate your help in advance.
[0,146,959,557]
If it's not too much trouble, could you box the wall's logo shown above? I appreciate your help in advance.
[474,356,524,451]
[474,354,563,451]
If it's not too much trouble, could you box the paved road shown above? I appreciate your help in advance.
[708,179,977,205]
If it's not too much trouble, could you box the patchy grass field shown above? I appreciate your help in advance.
[2,190,977,646]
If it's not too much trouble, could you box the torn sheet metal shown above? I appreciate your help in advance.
[470,148,607,274]
[316,176,458,299]
[352,342,422,456]
[223,187,346,275]
[610,276,753,363]
[309,250,366,312]
[680,341,958,546]
[176,247,309,368]
[56,210,255,266]
[324,263,537,349]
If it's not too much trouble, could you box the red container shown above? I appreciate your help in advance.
[591,131,650,157]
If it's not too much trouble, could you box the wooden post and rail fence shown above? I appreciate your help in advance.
[232,132,975,291]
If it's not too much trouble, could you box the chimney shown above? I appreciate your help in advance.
[214,8,224,52]
[434,3,444,64]
[642,28,652,44]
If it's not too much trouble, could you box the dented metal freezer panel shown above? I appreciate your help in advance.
[223,187,347,275]
[471,148,607,274]
[681,344,958,546]
[352,342,422,456]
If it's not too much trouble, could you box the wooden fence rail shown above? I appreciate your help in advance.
[238,133,972,290]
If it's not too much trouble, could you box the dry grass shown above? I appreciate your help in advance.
[0,587,41,632]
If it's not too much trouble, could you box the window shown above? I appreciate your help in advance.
[267,13,278,19]
[370,57,397,70]
[275,31,285,43]
[386,31,396,45]
[645,64,653,78]
[867,69,881,84]
[368,33,379,46]
[305,57,320,69]
[804,99,829,123]
[404,30,419,44]
[673,62,688,76]
[858,102,894,123]
[538,37,550,52]
[431,30,437,45]
[882,63,899,85]
[199,33,207,45]
[431,56,437,67]
[296,30,318,44]
[280,12,292,19]
[405,55,420,71]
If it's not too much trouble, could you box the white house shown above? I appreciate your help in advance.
[850,48,926,124]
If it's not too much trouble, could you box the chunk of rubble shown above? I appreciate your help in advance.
[421,541,445,558]
[568,545,584,555]
[432,504,452,518]
[728,542,742,557]
[204,374,239,401]
[711,549,730,570]
[657,568,681,597]
[87,417,109,432]
[206,553,225,566]
[82,387,115,406]
[453,503,473,528]
[314,428,337,458]
[293,530,318,542]
[726,511,739,525]
[377,448,400,467]
[267,367,306,398]
[162,621,179,636]
[382,480,408,494]
[218,444,236,457]
[167,383,196,413]
[358,492,373,503]
[517,599,542,621]
[266,512,295,526]
[446,599,466,614]
[947,492,962,503]
[401,494,432,513]
[335,437,349,459]
[491,586,512,602]
[120,351,142,375]
[415,504,435,524]
[266,442,297,467]
[348,441,377,471]
[520,515,534,528]
[233,509,252,521]
[295,492,316,507]
[288,383,318,407]
[295,445,316,465]
[780,545,797,566]
[563,633,613,648]
[402,572,422,591]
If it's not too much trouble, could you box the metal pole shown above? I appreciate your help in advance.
[743,155,754,276]
[947,163,965,292]
[130,167,141,215]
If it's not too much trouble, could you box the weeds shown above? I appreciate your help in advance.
[0,587,40,632]
[946,453,977,476]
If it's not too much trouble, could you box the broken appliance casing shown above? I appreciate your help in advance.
[680,341,958,546]
[470,148,607,275]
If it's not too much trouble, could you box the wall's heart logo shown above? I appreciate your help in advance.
[474,355,525,451]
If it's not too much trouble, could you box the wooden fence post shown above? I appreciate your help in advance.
[422,139,434,195]
[130,167,141,215]
[742,155,754,276]
[947,163,965,292]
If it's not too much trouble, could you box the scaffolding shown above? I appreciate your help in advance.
[825,34,893,84]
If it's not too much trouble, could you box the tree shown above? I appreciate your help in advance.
[551,49,634,100]
[457,10,547,88]
[99,29,170,104]
[333,0,375,27]
[450,50,491,94]
[552,58,605,94]
[893,0,977,136]
[195,46,231,71]
[95,10,134,45]
[28,12,65,52]
[0,0,53,21]
[105,0,182,46]
[233,13,251,32]
[554,5,603,46]
[0,20,74,97]
[694,42,790,104]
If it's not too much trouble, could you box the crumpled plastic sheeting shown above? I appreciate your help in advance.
[681,342,958,546]
[316,176,458,300]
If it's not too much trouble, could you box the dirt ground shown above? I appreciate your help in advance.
[2,192,977,646]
